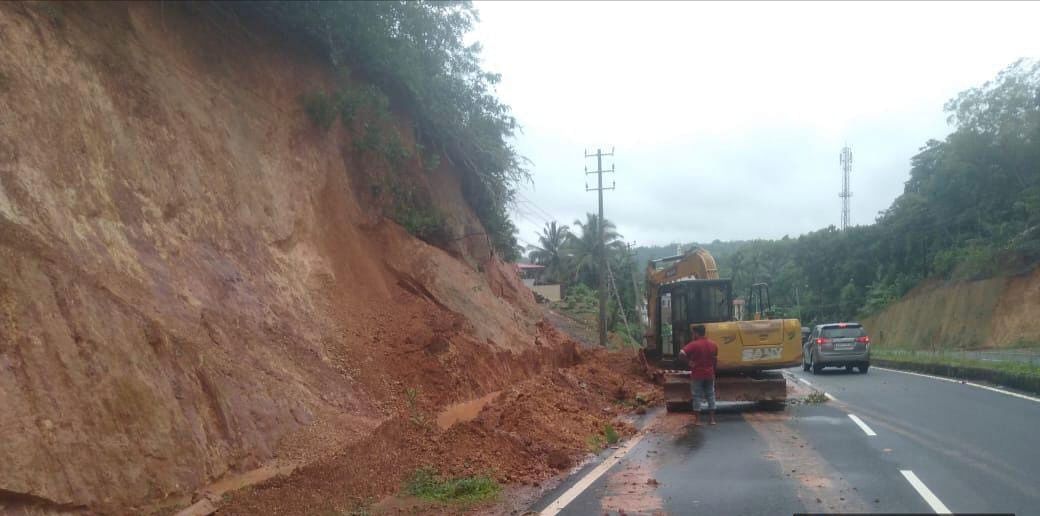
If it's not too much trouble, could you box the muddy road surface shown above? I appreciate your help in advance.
[531,366,1040,515]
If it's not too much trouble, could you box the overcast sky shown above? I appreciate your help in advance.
[468,1,1040,249]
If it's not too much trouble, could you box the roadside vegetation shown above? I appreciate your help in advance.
[227,1,526,259]
[585,423,622,453]
[632,59,1040,325]
[803,390,829,404]
[405,468,501,505]
[550,284,641,348]
[532,217,644,346]
[873,349,1040,394]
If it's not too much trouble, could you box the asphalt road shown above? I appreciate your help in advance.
[531,366,1040,515]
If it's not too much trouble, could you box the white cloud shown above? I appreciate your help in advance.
[470,1,1040,246]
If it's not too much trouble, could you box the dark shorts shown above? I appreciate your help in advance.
[690,377,716,411]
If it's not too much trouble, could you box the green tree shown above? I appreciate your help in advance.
[232,1,526,258]
[838,281,860,319]
[566,213,624,287]
[527,221,571,283]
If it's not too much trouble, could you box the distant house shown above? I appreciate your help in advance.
[516,263,544,287]
[514,263,562,302]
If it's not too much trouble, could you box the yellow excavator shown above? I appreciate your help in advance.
[641,248,803,411]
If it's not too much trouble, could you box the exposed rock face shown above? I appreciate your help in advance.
[864,266,1040,349]
[0,3,542,511]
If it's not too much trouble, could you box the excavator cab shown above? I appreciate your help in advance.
[747,282,772,320]
[652,279,733,368]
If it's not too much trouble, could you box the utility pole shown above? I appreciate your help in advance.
[586,147,615,347]
[794,286,801,319]
[840,144,853,231]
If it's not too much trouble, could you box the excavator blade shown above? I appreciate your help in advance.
[716,371,787,403]
[662,371,788,412]
[663,373,692,412]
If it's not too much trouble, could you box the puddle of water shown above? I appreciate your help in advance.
[436,391,500,430]
[675,425,706,449]
[201,463,296,498]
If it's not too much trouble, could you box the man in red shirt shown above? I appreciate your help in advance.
[679,324,719,425]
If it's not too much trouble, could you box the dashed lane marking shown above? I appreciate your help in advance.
[847,414,877,436]
[901,470,952,514]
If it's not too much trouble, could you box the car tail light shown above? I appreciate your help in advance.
[856,336,871,344]
[815,338,831,345]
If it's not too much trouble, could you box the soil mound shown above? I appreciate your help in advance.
[219,346,657,515]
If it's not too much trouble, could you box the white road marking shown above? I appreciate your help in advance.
[875,366,1040,404]
[847,414,877,436]
[901,470,952,514]
[798,377,813,386]
[824,392,836,401]
[539,429,649,516]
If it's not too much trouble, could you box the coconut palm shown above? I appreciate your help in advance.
[527,221,571,283]
[566,213,624,287]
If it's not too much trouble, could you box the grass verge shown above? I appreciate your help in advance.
[405,468,500,505]
[803,390,829,404]
[872,349,1040,395]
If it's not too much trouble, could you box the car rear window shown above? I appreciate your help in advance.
[822,327,865,338]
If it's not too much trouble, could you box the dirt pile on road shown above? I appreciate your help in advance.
[219,347,658,515]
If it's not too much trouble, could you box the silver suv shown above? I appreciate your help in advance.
[802,323,871,374]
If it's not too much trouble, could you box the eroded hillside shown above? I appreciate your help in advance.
[0,3,575,512]
[864,266,1040,349]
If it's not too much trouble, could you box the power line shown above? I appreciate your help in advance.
[516,205,550,227]
[510,203,550,230]
[606,261,632,342]
[626,241,646,335]
[515,192,556,223]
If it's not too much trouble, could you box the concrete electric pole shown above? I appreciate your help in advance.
[585,148,615,347]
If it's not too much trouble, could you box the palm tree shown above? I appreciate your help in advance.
[566,213,624,287]
[527,221,571,283]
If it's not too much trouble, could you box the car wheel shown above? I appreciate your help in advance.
[859,363,869,374]
[845,365,854,373]
[811,352,822,374]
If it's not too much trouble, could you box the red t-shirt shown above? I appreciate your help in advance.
[681,337,718,380]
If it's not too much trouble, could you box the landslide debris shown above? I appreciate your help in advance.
[0,2,556,512]
[218,345,659,515]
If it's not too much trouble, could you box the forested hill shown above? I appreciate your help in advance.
[635,59,1040,325]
